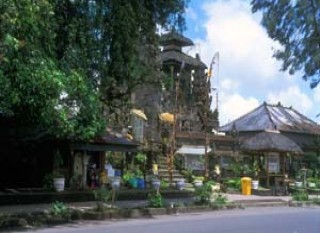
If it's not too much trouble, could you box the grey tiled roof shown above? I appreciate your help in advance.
[160,31,194,47]
[220,102,320,135]
[160,50,207,69]
[241,131,303,153]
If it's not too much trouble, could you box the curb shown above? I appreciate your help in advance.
[1,201,319,231]
[0,203,239,231]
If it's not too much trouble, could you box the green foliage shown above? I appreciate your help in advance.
[181,168,193,183]
[224,178,242,191]
[0,0,105,142]
[230,160,252,177]
[93,188,111,204]
[43,173,54,191]
[147,191,164,208]
[251,159,260,179]
[160,180,169,189]
[93,188,111,211]
[303,153,320,172]
[195,181,216,205]
[174,156,184,171]
[230,162,243,177]
[123,170,135,184]
[69,173,82,190]
[135,152,147,164]
[251,0,320,88]
[50,201,70,218]
[292,190,309,202]
[0,0,189,142]
[212,193,228,206]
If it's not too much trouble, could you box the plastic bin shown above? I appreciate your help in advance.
[241,177,252,195]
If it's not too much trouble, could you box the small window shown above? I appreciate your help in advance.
[220,156,233,169]
[266,153,280,173]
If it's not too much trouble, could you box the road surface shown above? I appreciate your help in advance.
[13,207,320,233]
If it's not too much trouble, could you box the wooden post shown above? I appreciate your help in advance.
[168,65,176,187]
[266,153,270,187]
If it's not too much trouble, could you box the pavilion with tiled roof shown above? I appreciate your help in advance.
[220,102,320,152]
[219,102,320,187]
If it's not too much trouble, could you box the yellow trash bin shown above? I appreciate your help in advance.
[241,177,252,195]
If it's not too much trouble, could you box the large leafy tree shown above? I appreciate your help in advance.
[0,0,189,142]
[251,0,320,88]
[53,0,189,125]
[0,0,104,141]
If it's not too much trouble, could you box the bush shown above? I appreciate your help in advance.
[212,193,228,206]
[50,201,70,218]
[292,190,309,201]
[147,191,164,208]
[181,169,193,183]
[93,188,111,211]
[42,173,54,191]
[195,181,216,205]
[224,178,241,190]
[160,180,169,188]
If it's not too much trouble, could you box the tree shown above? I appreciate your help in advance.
[0,0,104,141]
[251,0,320,88]
[0,0,189,142]
[97,0,189,125]
[52,0,189,125]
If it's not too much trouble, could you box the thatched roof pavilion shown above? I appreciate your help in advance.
[219,102,320,187]
[242,130,302,154]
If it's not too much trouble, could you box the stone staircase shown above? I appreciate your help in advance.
[156,156,185,183]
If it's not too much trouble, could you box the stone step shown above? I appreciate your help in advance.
[158,169,181,175]
[161,177,186,182]
[159,175,185,181]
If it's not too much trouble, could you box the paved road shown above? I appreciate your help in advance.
[12,207,320,233]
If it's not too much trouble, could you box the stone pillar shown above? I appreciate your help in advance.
[82,151,90,189]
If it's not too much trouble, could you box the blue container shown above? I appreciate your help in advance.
[137,178,145,189]
[114,170,122,177]
[129,178,138,188]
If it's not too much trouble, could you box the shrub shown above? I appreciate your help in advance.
[292,190,309,201]
[195,181,216,205]
[224,178,241,190]
[42,173,54,191]
[212,193,228,206]
[148,191,164,208]
[160,180,169,188]
[50,201,70,218]
[93,188,111,211]
[181,169,193,183]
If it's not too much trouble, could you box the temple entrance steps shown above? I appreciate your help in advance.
[156,156,185,183]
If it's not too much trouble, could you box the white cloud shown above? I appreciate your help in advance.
[313,86,320,103]
[267,86,313,114]
[186,0,317,125]
[200,0,283,86]
[219,93,260,125]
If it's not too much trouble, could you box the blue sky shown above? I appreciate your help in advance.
[183,0,320,125]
